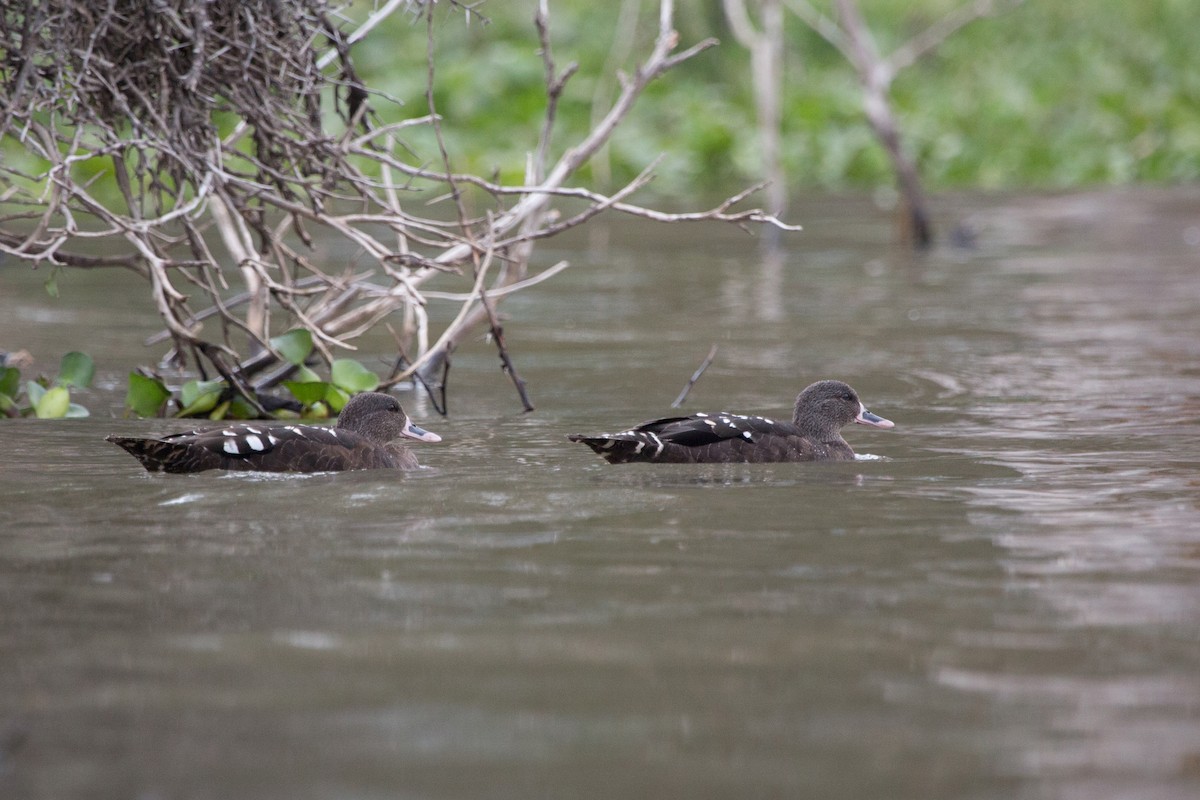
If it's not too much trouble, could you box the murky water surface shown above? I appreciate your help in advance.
[2,190,1199,799]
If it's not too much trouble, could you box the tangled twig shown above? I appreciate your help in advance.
[0,0,798,414]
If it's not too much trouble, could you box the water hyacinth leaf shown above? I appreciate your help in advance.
[208,399,231,420]
[270,329,313,366]
[0,366,19,400]
[330,359,378,393]
[176,379,225,417]
[125,372,171,417]
[180,379,225,409]
[325,385,350,413]
[35,385,70,418]
[25,380,46,407]
[58,351,95,388]
[293,364,321,383]
[0,369,17,413]
[303,400,330,419]
[65,402,90,418]
[176,394,220,417]
[283,380,331,406]
[229,395,260,419]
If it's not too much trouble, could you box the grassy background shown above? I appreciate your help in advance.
[2,1,1194,200]
[352,0,1200,196]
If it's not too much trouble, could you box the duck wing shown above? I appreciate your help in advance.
[569,412,808,464]
[107,423,391,473]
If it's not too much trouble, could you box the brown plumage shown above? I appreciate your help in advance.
[568,380,894,464]
[107,392,440,473]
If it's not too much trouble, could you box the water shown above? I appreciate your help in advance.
[2,189,1199,799]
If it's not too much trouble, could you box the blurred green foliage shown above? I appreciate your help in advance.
[1,352,94,418]
[350,0,1200,195]
[3,1,1194,199]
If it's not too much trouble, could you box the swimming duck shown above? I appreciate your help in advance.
[568,380,893,464]
[107,391,441,473]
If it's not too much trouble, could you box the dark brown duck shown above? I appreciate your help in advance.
[568,380,894,464]
[106,391,441,473]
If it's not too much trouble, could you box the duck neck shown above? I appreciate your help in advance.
[792,402,844,444]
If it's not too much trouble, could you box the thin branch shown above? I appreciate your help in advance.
[889,0,1024,75]
[421,259,568,301]
[783,0,852,60]
[533,0,579,183]
[671,344,718,408]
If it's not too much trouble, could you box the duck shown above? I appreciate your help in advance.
[568,380,893,464]
[106,391,441,473]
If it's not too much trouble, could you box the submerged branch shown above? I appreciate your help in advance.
[672,344,719,408]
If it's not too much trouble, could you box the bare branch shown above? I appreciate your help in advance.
[0,0,797,416]
[783,0,853,60]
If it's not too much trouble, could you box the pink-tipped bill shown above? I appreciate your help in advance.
[403,420,442,442]
[855,403,894,429]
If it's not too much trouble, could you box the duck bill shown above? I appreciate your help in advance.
[855,403,895,429]
[402,420,442,443]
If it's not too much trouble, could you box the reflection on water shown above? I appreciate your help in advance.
[2,189,1200,799]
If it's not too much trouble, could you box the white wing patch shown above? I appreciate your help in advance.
[244,435,265,452]
[222,437,240,455]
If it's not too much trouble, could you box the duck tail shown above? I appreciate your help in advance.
[105,435,215,473]
[567,432,665,464]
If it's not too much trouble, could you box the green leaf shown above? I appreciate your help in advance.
[65,402,90,418]
[270,329,313,366]
[0,366,19,400]
[330,359,379,393]
[25,380,46,407]
[44,271,59,298]
[208,399,231,420]
[176,379,225,417]
[283,380,331,406]
[293,364,321,383]
[228,395,259,419]
[57,351,95,388]
[302,401,330,419]
[34,386,70,418]
[325,385,350,413]
[125,372,172,417]
[179,379,225,409]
